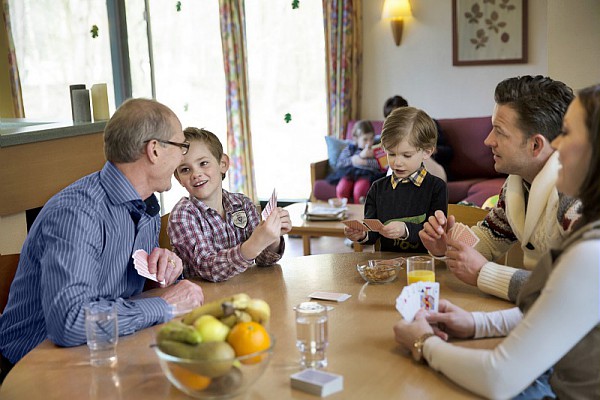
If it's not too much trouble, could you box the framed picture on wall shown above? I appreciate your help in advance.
[452,0,528,66]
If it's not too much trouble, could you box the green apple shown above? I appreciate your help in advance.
[194,315,231,342]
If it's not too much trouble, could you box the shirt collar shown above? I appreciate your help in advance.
[390,164,428,189]
[190,189,243,214]
[99,162,159,216]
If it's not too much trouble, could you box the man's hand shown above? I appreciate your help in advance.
[147,248,184,287]
[445,237,488,286]
[158,280,204,316]
[425,299,475,340]
[419,210,455,256]
[380,221,406,240]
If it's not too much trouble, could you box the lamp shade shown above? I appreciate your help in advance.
[381,0,412,19]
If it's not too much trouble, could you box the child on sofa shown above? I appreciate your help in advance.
[167,127,291,282]
[344,107,447,252]
[326,120,385,203]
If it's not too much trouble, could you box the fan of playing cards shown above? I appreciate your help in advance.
[395,281,440,322]
[261,188,277,220]
[446,222,480,248]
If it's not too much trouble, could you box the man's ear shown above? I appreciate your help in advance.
[530,134,548,157]
[145,140,160,163]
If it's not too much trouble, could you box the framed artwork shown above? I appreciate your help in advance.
[452,0,528,66]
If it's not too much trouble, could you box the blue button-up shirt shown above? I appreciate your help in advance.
[0,162,170,363]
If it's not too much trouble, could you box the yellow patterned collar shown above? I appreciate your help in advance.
[390,164,428,189]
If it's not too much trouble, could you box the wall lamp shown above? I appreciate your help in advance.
[381,0,413,46]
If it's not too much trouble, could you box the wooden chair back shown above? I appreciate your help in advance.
[447,204,489,228]
[0,254,20,314]
[159,213,171,250]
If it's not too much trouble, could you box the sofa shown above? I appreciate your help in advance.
[310,116,506,207]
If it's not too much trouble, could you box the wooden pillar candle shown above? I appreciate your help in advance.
[91,83,110,121]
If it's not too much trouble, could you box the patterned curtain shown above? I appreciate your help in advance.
[1,0,24,117]
[218,0,257,202]
[322,0,362,139]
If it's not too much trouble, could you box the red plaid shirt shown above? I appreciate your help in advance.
[167,190,284,282]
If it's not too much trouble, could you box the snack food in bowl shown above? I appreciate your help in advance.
[328,197,348,208]
[154,337,274,399]
[357,258,405,284]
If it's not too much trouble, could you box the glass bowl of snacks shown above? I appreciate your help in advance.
[356,258,405,284]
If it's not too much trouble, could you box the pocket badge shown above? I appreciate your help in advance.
[232,210,248,229]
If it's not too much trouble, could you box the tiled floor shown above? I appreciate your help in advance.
[281,235,374,259]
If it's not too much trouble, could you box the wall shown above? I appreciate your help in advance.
[361,0,600,120]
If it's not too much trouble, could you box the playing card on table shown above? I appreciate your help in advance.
[132,249,165,285]
[261,188,277,220]
[395,282,440,322]
[448,222,480,247]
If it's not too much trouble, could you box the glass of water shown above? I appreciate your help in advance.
[295,302,328,369]
[85,300,118,367]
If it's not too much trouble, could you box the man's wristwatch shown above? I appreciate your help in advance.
[413,333,436,363]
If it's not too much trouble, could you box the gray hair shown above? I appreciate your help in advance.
[104,98,179,163]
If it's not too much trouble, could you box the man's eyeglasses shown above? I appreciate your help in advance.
[145,139,190,155]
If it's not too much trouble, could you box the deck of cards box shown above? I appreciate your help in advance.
[303,204,348,221]
[291,369,343,397]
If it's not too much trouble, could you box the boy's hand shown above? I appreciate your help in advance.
[344,226,367,242]
[242,208,282,259]
[419,210,455,257]
[277,207,292,236]
[360,147,374,159]
[380,221,406,240]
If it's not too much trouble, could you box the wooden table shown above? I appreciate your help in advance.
[0,252,512,399]
[285,202,366,255]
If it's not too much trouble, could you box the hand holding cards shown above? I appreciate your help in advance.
[132,249,166,286]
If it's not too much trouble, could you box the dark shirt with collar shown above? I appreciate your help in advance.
[363,165,448,252]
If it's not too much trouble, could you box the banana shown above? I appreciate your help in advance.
[219,314,238,328]
[157,320,202,344]
[182,293,251,325]
[245,298,271,324]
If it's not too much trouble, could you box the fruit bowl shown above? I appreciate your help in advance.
[155,336,275,399]
[357,258,405,284]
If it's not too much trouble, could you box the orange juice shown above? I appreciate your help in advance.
[407,270,436,284]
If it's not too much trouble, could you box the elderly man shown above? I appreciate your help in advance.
[0,99,204,381]
[420,76,581,301]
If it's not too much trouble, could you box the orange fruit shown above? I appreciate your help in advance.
[169,363,211,391]
[226,322,271,364]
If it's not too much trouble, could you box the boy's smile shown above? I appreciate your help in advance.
[175,141,229,208]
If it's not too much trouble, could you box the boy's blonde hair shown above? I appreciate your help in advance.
[380,107,437,151]
[177,127,227,180]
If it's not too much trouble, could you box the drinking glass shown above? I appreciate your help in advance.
[406,256,435,284]
[85,300,118,367]
[295,302,328,369]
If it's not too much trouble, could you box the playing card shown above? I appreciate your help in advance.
[416,281,440,312]
[132,249,165,285]
[363,219,385,232]
[396,285,418,322]
[342,220,369,231]
[309,291,351,302]
[261,188,277,220]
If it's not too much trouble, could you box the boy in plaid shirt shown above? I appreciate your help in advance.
[168,128,291,282]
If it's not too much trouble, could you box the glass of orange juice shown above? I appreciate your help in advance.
[406,256,435,284]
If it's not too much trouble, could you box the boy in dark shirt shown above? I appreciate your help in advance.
[344,107,447,252]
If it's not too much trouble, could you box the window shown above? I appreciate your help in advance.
[245,2,327,201]
[8,0,115,120]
